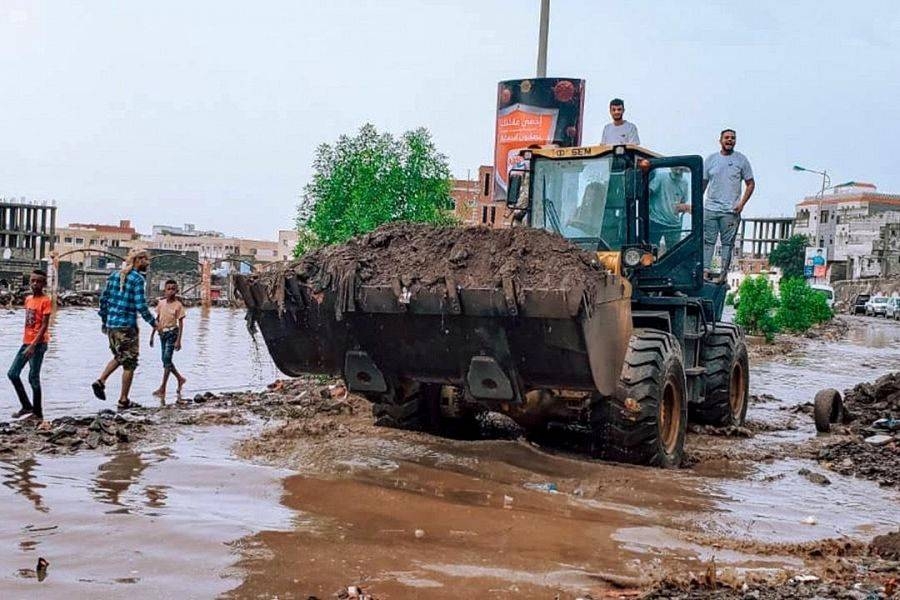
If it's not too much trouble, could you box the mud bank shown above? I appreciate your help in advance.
[745,316,854,361]
[0,378,350,461]
[812,371,900,488]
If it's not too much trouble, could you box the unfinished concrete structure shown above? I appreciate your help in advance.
[736,216,794,259]
[0,198,57,288]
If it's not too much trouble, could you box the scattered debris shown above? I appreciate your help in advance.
[871,529,900,561]
[865,434,895,446]
[798,468,831,486]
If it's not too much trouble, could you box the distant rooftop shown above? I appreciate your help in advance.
[797,182,900,207]
[65,219,135,234]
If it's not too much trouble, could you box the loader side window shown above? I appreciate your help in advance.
[648,166,693,254]
[531,156,623,248]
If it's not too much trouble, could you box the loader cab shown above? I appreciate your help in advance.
[507,144,706,297]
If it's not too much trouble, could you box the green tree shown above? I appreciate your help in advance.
[735,276,779,342]
[769,234,809,279]
[294,124,455,256]
[775,277,833,332]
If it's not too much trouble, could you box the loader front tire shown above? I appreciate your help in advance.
[591,330,687,468]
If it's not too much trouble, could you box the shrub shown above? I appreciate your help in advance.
[734,276,779,342]
[775,277,833,332]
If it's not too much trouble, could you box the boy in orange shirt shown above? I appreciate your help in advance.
[150,279,187,400]
[8,270,52,425]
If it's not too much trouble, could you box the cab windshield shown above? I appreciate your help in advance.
[530,155,625,249]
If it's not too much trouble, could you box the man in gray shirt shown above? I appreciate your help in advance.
[601,98,640,145]
[702,129,755,282]
[649,167,690,253]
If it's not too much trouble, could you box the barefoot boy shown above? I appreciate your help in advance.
[150,280,187,399]
[8,270,52,426]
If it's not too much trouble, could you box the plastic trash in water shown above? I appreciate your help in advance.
[524,482,558,493]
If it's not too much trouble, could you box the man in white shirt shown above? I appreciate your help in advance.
[601,98,640,145]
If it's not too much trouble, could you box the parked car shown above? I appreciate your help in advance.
[810,284,835,309]
[885,297,900,320]
[850,293,871,315]
[865,296,890,317]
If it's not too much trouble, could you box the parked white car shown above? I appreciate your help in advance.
[885,297,900,320]
[865,296,890,317]
[810,284,835,309]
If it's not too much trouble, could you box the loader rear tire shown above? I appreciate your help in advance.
[370,379,435,431]
[591,329,687,468]
[693,323,749,427]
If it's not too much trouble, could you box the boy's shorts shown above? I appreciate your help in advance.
[108,327,140,371]
[160,328,178,369]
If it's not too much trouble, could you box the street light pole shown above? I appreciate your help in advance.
[536,0,550,77]
[792,164,831,199]
[792,164,833,279]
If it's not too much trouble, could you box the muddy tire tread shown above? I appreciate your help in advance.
[369,381,430,430]
[813,388,843,433]
[693,323,749,427]
[592,329,687,468]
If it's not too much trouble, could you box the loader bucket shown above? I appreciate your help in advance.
[235,271,632,403]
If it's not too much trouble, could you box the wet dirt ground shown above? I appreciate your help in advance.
[1,311,899,598]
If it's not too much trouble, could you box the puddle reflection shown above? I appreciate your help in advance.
[1,458,48,513]
[90,448,171,509]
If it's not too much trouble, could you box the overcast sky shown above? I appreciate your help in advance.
[2,1,899,239]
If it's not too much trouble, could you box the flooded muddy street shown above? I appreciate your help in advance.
[228,316,900,599]
[1,310,898,598]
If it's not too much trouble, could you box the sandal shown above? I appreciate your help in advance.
[92,380,107,401]
[117,400,142,411]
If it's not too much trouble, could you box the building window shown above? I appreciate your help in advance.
[481,206,488,224]
[75,238,84,245]
[482,172,491,197]
[64,237,72,243]
[820,210,829,224]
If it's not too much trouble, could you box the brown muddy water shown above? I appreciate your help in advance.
[1,310,899,598]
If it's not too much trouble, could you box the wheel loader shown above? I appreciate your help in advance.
[235,143,749,468]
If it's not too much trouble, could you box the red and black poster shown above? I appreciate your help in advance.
[493,78,585,202]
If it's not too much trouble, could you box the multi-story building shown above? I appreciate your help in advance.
[277,229,299,261]
[150,231,241,261]
[149,226,280,265]
[452,166,511,228]
[238,238,279,263]
[54,220,139,265]
[794,182,900,280]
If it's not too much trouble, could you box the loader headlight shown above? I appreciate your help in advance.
[623,248,642,267]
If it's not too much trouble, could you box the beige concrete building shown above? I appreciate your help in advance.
[54,220,139,265]
[794,182,900,279]
[277,229,299,260]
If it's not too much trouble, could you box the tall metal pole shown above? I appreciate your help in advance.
[536,0,550,77]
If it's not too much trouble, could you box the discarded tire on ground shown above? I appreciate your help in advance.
[692,323,749,427]
[813,388,844,433]
[592,329,687,468]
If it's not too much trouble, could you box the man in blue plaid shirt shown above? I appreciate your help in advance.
[92,249,158,409]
